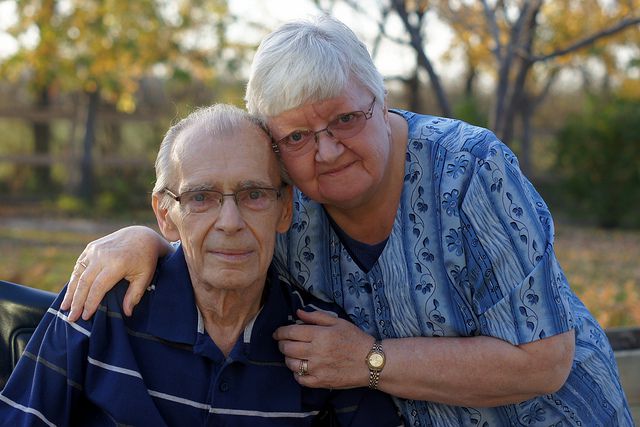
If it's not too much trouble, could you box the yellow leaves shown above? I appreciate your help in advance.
[2,0,232,111]
[555,225,640,328]
[84,80,98,93]
[116,92,136,113]
[619,78,640,100]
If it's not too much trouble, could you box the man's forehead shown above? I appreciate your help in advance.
[174,125,278,188]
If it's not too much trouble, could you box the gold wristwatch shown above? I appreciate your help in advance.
[366,341,386,389]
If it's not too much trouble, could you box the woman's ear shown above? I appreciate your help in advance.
[276,185,294,234]
[152,193,181,242]
[382,89,390,122]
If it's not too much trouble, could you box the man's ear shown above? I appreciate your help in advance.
[152,193,181,242]
[276,185,293,234]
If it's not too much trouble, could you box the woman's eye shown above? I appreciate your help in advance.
[288,132,305,143]
[338,113,355,123]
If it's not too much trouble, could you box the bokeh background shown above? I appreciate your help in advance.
[0,0,639,330]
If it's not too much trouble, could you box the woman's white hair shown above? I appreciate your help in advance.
[245,14,385,118]
[152,104,290,209]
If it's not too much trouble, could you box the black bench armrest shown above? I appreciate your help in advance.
[0,280,56,389]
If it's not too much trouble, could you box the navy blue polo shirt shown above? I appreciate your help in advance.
[0,246,402,426]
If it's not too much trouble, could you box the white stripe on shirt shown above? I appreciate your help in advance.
[0,393,57,427]
[87,357,142,378]
[48,308,91,337]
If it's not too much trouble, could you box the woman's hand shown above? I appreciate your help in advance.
[273,309,375,389]
[60,225,172,321]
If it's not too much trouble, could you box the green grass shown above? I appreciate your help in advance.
[0,225,107,293]
[1,216,639,328]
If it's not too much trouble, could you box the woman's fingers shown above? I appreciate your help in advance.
[295,308,339,326]
[122,271,156,316]
[275,313,375,389]
[61,226,170,321]
[60,255,88,311]
[68,262,100,321]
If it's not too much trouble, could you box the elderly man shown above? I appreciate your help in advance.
[0,105,402,426]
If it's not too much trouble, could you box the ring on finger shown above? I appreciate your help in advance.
[297,359,309,376]
[78,260,88,269]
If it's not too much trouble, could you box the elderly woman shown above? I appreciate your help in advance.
[63,15,632,426]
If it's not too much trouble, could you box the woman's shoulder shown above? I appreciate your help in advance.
[392,109,504,160]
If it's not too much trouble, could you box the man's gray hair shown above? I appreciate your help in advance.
[245,14,385,118]
[152,104,290,209]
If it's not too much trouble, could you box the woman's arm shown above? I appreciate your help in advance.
[274,309,575,407]
[61,225,172,321]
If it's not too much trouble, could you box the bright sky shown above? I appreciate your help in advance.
[0,0,460,80]
[0,2,18,58]
[227,0,457,79]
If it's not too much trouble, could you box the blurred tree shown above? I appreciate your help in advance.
[439,0,640,174]
[1,0,239,201]
[312,0,640,174]
[555,95,640,228]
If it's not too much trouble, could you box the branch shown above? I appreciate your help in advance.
[390,0,451,116]
[370,6,392,60]
[532,16,640,62]
[531,67,559,110]
[480,0,502,61]
[341,0,409,47]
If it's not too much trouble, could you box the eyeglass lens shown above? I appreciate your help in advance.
[276,98,376,155]
[179,188,279,214]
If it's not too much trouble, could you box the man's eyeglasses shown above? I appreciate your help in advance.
[273,97,377,157]
[164,186,284,215]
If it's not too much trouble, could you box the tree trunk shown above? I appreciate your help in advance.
[519,97,533,176]
[32,87,51,191]
[407,53,422,112]
[391,0,451,117]
[78,89,99,202]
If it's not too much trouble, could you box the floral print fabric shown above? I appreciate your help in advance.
[275,110,632,426]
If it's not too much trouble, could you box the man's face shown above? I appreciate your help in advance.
[154,124,292,293]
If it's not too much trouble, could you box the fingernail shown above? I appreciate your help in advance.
[68,309,76,321]
[82,309,90,320]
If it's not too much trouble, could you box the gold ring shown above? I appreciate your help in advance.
[297,359,309,376]
[78,261,88,269]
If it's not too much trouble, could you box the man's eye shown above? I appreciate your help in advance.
[190,192,210,203]
[247,189,265,200]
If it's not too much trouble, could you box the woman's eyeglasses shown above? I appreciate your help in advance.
[272,97,376,157]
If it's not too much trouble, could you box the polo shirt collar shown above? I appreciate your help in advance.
[241,267,291,363]
[147,245,199,345]
[146,245,292,363]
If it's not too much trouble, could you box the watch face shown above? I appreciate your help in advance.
[369,353,384,369]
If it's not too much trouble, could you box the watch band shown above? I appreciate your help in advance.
[369,369,381,389]
[367,341,385,389]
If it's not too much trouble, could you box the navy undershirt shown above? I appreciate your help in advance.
[321,109,401,272]
[325,211,388,273]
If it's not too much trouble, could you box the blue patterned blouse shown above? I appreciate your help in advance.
[274,110,633,426]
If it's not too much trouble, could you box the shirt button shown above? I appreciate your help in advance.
[219,381,230,392]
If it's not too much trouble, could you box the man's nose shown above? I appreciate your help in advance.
[214,197,245,232]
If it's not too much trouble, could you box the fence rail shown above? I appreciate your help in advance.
[0,154,152,168]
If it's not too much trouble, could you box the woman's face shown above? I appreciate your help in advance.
[266,81,392,210]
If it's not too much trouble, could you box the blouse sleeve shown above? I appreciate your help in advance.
[460,137,574,346]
